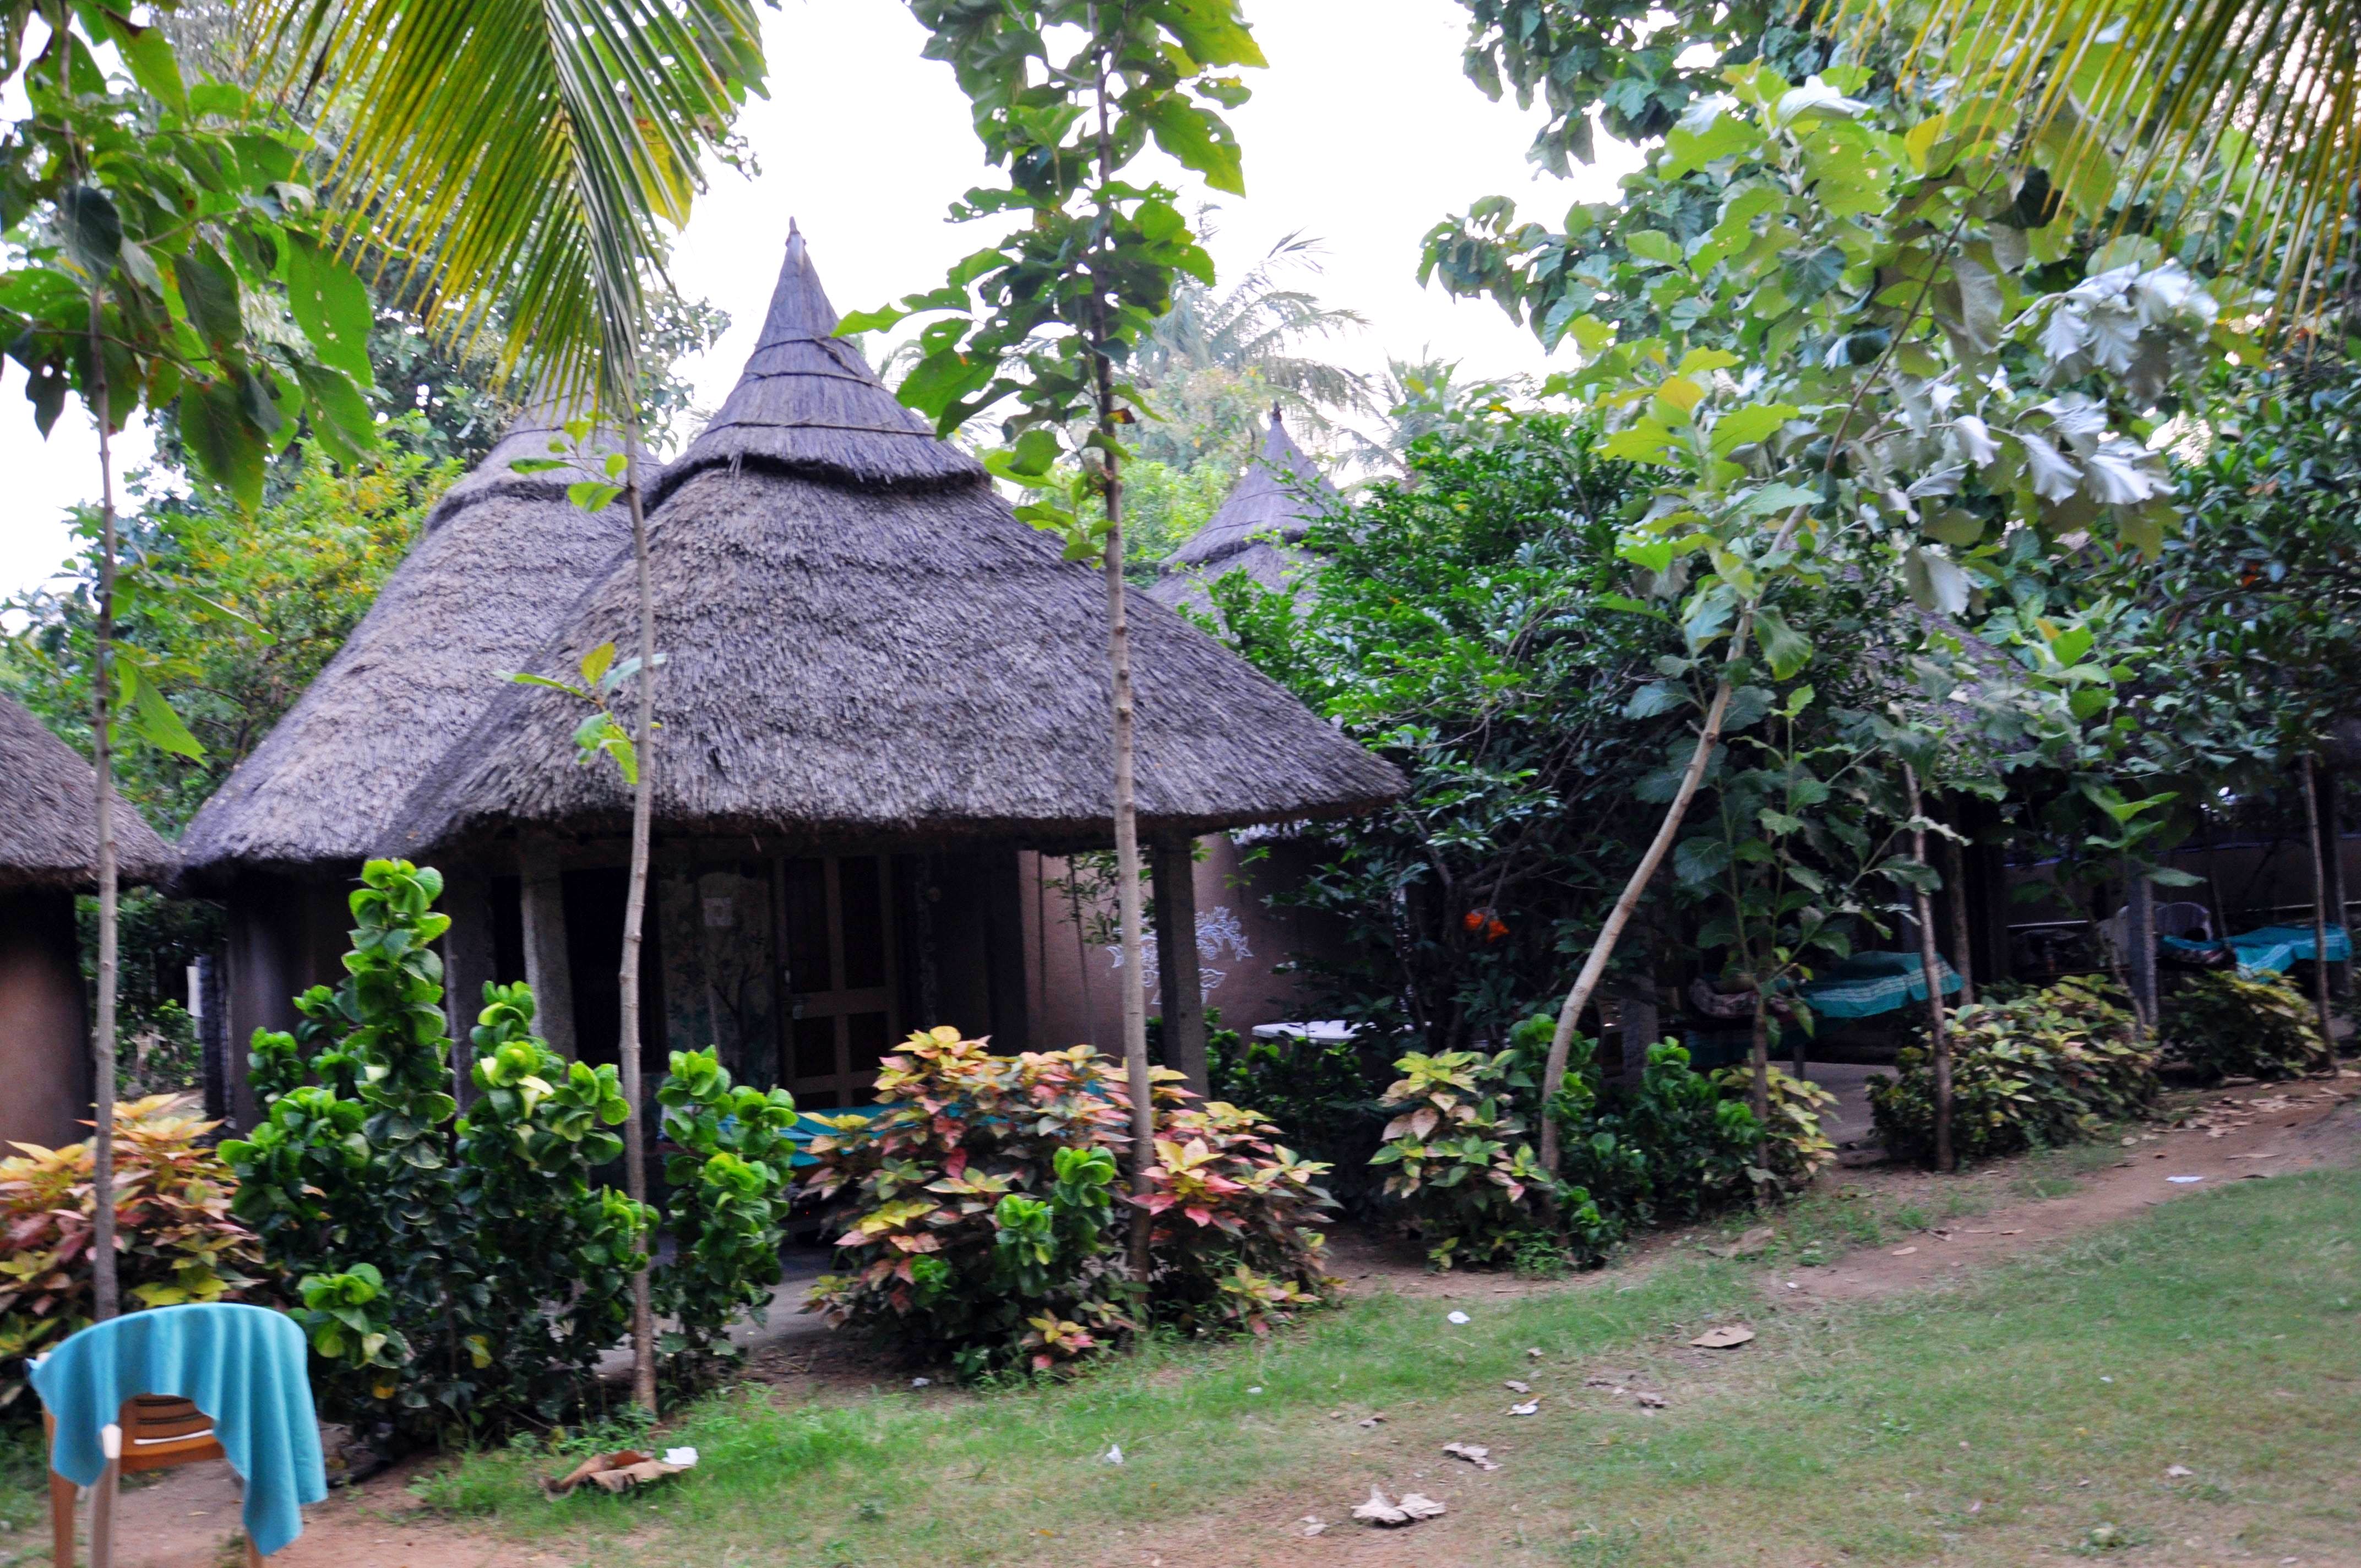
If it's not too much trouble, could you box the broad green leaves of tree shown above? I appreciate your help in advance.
[842,0,1265,557]
[252,0,766,409]
[0,10,379,515]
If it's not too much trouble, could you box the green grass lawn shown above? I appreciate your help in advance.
[395,1163,2361,1568]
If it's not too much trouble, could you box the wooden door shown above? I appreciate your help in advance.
[781,855,899,1108]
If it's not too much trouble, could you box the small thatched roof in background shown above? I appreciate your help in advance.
[177,402,635,886]
[0,693,176,891]
[1148,407,1334,611]
[390,230,1403,858]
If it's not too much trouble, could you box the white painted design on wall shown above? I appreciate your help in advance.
[1108,906,1252,999]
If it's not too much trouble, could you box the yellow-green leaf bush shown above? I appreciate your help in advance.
[1868,976,2157,1165]
[1,1095,263,1413]
[2162,971,2325,1083]
[801,1029,1333,1378]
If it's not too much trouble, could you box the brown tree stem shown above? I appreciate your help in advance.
[1085,8,1155,1283]
[1905,764,1954,1174]
[1537,674,1734,1175]
[619,425,658,1411]
[2302,755,2337,1070]
[89,281,121,1321]
[1941,818,1976,1005]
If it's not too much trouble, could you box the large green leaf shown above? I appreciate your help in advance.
[1833,0,2361,312]
[255,0,769,406]
[283,238,377,386]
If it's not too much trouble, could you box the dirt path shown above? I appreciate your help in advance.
[1776,1072,2361,1305]
[59,1074,2361,1568]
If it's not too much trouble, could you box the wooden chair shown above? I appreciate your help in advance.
[46,1396,266,1567]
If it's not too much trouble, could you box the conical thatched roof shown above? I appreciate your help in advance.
[389,230,1402,857]
[177,403,635,885]
[1148,407,1334,609]
[0,693,176,891]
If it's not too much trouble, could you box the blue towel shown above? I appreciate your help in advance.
[32,1303,326,1556]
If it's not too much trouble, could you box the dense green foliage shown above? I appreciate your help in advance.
[1870,977,2157,1164]
[1200,410,1666,1050]
[2162,971,2326,1084]
[1368,1019,1837,1270]
[802,1030,1334,1377]
[1,441,460,831]
[0,1096,262,1414]
[651,1048,801,1390]
[222,861,792,1439]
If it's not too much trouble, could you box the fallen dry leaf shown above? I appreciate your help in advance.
[1503,1379,1531,1394]
[2166,1464,2194,1479]
[1357,1413,1388,1428]
[1526,1347,1544,1359]
[1399,1494,1447,1520]
[1442,1441,1500,1471]
[543,1450,690,1499]
[1891,1246,1918,1256]
[1634,1391,1668,1408]
[1689,1325,1756,1349]
[1705,1225,1777,1259]
[1352,1488,1410,1527]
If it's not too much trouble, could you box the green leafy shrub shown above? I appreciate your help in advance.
[1370,1048,1607,1269]
[1551,1035,1766,1229]
[1,1096,263,1413]
[2162,972,2325,1082]
[226,859,792,1440]
[1208,1017,1390,1213]
[652,1048,801,1389]
[801,1028,1334,1377]
[1869,976,2157,1166]
[1713,1063,1840,1184]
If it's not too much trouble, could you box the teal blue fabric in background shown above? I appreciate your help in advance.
[32,1302,325,1556]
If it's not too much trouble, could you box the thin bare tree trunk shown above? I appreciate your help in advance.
[618,429,658,1411]
[1940,818,1976,1005]
[1086,12,1154,1284]
[88,285,121,1321]
[1103,454,1152,1281]
[1538,677,1733,1174]
[1905,765,1954,1174]
[2302,755,2337,1069]
[1748,992,1771,1180]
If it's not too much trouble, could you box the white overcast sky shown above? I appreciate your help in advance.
[0,0,1637,601]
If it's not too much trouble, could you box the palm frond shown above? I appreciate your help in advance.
[1835,0,2360,316]
[248,0,765,408]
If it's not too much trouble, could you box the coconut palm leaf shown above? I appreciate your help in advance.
[1835,0,2359,314]
[247,0,766,405]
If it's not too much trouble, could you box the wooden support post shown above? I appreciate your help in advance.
[1150,837,1209,1098]
[441,872,497,1101]
[2125,868,2157,1037]
[520,842,576,1059]
[2302,756,2337,1060]
[2320,765,2350,997]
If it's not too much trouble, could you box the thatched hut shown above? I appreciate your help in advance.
[177,403,633,1122]
[0,694,177,1148]
[378,228,1402,1104]
[1146,407,1335,612]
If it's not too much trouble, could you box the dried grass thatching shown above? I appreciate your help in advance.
[0,693,176,891]
[177,404,633,885]
[389,230,1402,858]
[1147,408,1334,615]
